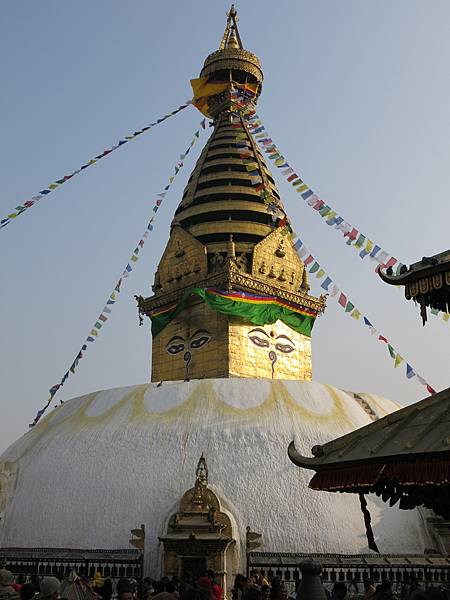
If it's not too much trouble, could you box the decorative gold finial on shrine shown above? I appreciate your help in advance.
[219,5,243,50]
[192,454,209,506]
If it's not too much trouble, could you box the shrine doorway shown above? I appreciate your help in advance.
[159,455,235,596]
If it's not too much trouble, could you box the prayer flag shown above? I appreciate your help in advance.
[313,199,325,210]
[406,364,415,379]
[378,335,388,343]
[426,385,436,394]
[315,269,325,279]
[309,262,320,274]
[351,309,361,320]
[387,344,396,359]
[338,293,347,308]
[370,244,381,258]
[345,301,355,313]
[325,212,337,225]
[304,255,314,267]
[329,284,339,297]
[394,354,403,368]
[301,190,314,200]
[318,206,331,217]
[321,277,332,291]
[383,256,397,270]
[354,233,366,248]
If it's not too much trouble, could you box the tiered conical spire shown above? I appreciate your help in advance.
[174,111,287,253]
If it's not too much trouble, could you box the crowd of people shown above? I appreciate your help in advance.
[0,567,448,600]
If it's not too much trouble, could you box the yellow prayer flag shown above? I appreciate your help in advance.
[48,184,59,190]
[296,184,309,192]
[190,77,230,117]
[365,239,374,252]
[131,255,139,262]
[394,354,404,367]
[315,269,325,278]
[443,313,450,322]
[351,309,361,320]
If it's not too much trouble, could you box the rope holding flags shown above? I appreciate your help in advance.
[243,110,403,271]
[30,118,206,428]
[291,233,436,395]
[1,100,192,231]
[232,100,449,324]
[230,89,437,394]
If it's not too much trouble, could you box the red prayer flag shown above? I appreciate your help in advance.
[338,293,347,308]
[426,385,436,394]
[287,174,298,182]
[383,257,397,269]
[378,335,388,343]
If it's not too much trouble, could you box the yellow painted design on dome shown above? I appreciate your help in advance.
[130,380,347,427]
[0,461,18,514]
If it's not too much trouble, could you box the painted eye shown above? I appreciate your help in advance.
[249,335,270,348]
[166,343,185,355]
[190,335,210,349]
[275,342,295,354]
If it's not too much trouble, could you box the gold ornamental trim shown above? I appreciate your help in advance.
[140,263,326,316]
[406,272,450,299]
[188,221,272,238]
[177,199,275,221]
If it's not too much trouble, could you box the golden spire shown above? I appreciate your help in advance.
[219,5,243,50]
[137,7,326,385]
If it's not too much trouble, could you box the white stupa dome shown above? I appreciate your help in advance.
[0,378,431,577]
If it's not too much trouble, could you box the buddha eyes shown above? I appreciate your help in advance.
[275,342,295,354]
[249,334,270,348]
[166,331,211,355]
[190,335,211,349]
[167,342,185,355]
[248,328,296,353]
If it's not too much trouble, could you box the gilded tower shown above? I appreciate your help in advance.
[138,6,326,382]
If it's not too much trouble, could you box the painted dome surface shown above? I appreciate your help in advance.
[0,379,430,572]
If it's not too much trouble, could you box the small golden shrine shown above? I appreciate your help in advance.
[159,455,233,586]
[137,6,326,382]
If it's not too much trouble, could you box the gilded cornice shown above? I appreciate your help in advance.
[201,48,263,83]
[138,261,326,317]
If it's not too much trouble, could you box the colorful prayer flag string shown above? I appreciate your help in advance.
[30,119,206,428]
[241,110,403,273]
[1,100,192,231]
[230,96,449,325]
[291,234,436,396]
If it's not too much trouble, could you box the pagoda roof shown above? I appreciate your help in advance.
[379,249,450,323]
[288,387,450,518]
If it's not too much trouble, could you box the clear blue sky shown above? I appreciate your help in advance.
[1,0,449,452]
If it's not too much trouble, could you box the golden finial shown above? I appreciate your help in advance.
[219,4,243,50]
[227,26,239,49]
